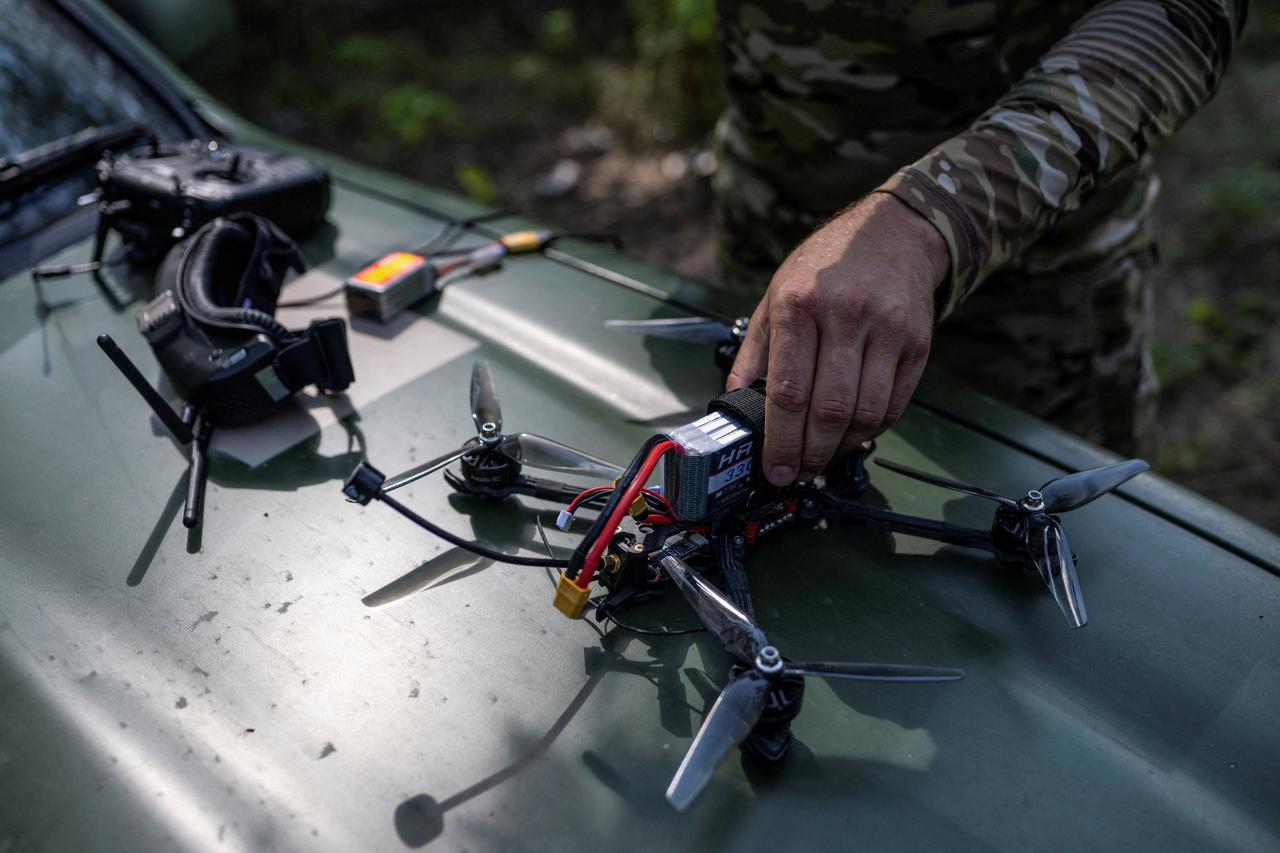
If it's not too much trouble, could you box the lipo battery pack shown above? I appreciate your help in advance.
[344,252,436,322]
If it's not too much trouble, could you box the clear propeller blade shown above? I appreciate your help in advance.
[874,458,1019,509]
[382,446,471,493]
[502,432,622,480]
[784,661,964,682]
[657,553,767,663]
[470,360,502,435]
[1040,459,1149,514]
[606,317,735,344]
[665,673,769,812]
[1029,515,1087,628]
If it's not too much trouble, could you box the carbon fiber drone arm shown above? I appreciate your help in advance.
[816,493,997,554]
[714,525,756,619]
[513,475,587,504]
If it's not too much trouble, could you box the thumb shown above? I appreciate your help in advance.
[726,299,770,390]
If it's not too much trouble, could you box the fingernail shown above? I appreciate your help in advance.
[768,465,795,485]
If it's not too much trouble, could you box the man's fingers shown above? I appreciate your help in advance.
[799,332,865,479]
[876,339,930,437]
[726,296,771,391]
[762,294,818,485]
[845,335,899,445]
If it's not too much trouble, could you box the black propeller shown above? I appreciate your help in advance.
[874,457,1149,628]
[655,547,962,811]
[604,316,742,345]
[382,360,623,492]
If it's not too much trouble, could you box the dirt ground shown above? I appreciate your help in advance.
[186,1,1280,531]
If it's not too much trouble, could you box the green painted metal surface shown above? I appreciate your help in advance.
[1,4,1278,851]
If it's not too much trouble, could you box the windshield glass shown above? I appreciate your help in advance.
[0,0,182,158]
[0,0,188,256]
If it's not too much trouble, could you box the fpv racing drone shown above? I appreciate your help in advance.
[341,365,1148,808]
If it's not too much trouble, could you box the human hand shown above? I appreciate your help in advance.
[726,193,949,485]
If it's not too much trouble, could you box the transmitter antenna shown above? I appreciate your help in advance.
[98,333,215,528]
[96,334,193,443]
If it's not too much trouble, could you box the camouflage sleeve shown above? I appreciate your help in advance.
[876,0,1248,318]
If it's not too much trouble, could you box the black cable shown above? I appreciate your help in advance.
[277,284,344,308]
[409,208,513,256]
[581,598,705,636]
[377,490,568,568]
[543,233,623,250]
[572,489,668,514]
[422,242,488,258]
[332,176,734,325]
[602,612,705,637]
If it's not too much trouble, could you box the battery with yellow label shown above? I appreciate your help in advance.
[344,252,437,322]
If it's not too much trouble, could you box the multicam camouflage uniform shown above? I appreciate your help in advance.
[713,0,1248,453]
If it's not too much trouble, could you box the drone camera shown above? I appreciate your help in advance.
[343,462,386,505]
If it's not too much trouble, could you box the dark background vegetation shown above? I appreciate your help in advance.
[157,0,1278,530]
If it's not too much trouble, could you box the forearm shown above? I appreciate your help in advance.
[878,0,1248,317]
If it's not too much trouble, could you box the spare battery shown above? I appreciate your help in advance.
[662,410,757,521]
[344,252,436,322]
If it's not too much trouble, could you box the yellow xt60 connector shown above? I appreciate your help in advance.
[553,573,590,619]
[499,230,552,254]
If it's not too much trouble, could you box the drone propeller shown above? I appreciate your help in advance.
[1038,459,1150,514]
[604,317,738,345]
[382,360,623,493]
[470,360,502,435]
[497,431,621,479]
[656,551,962,811]
[1029,514,1086,628]
[382,446,471,493]
[873,457,1148,628]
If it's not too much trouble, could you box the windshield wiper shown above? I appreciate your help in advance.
[0,121,147,200]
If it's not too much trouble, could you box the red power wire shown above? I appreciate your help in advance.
[567,486,611,513]
[566,485,672,516]
[576,440,675,588]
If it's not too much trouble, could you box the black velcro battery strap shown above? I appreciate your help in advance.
[707,380,767,436]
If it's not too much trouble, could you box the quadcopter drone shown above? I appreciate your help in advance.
[344,362,1149,809]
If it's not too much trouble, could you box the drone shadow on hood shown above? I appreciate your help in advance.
[390,631,642,847]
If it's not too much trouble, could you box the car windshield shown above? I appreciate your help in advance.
[0,0,188,254]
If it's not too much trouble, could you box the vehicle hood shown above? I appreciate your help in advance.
[1,4,1278,851]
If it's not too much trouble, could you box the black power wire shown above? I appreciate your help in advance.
[378,490,568,568]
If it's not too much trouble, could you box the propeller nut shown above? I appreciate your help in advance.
[1020,489,1046,512]
[754,645,784,675]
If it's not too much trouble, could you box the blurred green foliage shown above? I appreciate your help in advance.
[455,163,497,205]
[1145,4,1280,524]
[378,84,457,144]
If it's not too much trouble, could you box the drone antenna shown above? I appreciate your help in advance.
[183,417,214,528]
[96,334,194,444]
